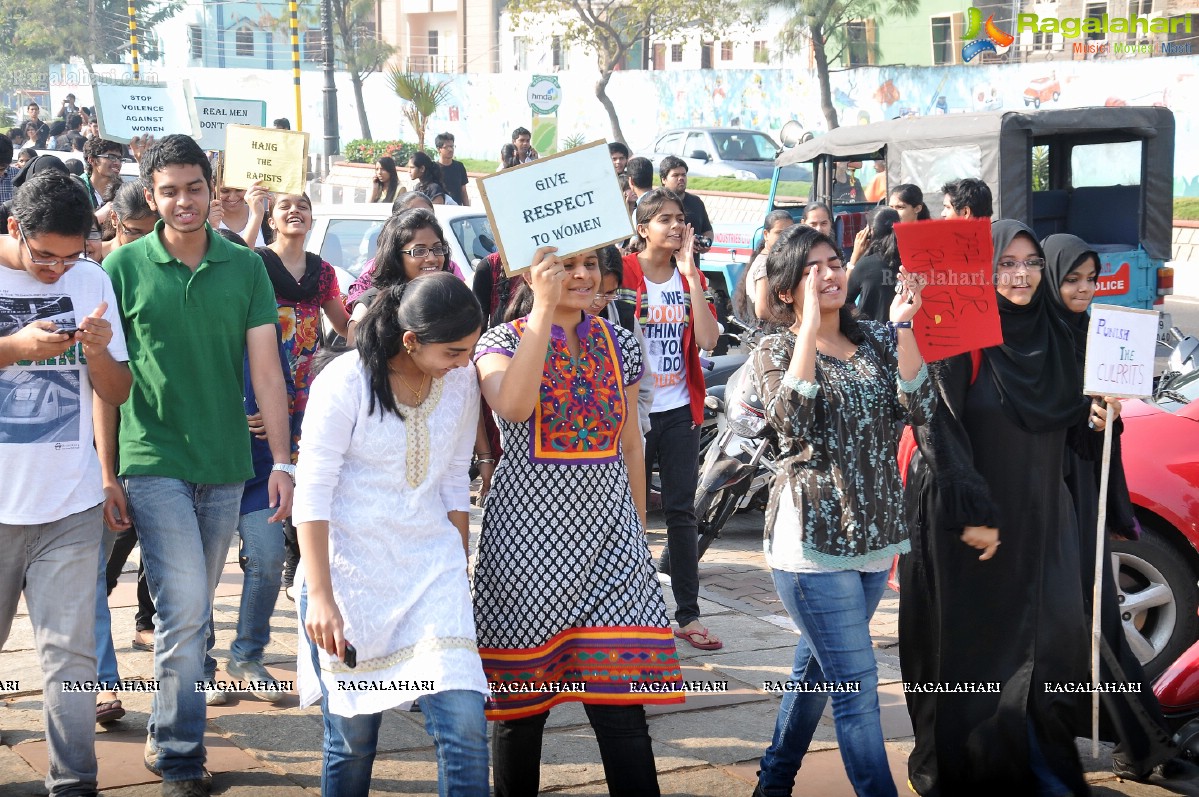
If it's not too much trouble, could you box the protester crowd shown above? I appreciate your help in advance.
[0,115,1186,797]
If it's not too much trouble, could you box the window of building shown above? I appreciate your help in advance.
[930,15,954,65]
[1085,1,1107,40]
[701,41,713,68]
[721,41,733,60]
[846,20,875,66]
[514,36,530,71]
[189,25,203,60]
[652,42,665,70]
[1032,29,1051,49]
[552,36,562,70]
[753,40,769,64]
[428,30,439,57]
[1134,0,1153,16]
[235,26,254,57]
[671,43,683,62]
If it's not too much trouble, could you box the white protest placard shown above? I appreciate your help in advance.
[92,77,198,144]
[221,125,310,196]
[1083,304,1159,399]
[195,98,267,151]
[476,140,634,277]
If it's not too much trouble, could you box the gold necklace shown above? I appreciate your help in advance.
[391,367,430,402]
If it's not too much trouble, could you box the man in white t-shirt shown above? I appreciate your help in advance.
[0,170,131,796]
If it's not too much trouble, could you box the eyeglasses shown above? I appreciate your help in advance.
[97,154,123,163]
[18,223,84,268]
[591,292,620,306]
[997,257,1046,271]
[400,245,450,258]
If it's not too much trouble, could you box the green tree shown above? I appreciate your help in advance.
[505,0,754,145]
[388,70,450,152]
[0,0,181,71]
[762,0,919,130]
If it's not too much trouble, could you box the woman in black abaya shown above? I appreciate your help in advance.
[1042,233,1179,781]
[899,220,1092,796]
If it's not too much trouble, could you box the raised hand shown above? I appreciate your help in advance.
[527,246,563,311]
[889,266,925,324]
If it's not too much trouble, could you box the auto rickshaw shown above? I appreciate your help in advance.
[768,106,1176,329]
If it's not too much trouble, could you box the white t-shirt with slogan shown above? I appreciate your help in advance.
[642,270,690,414]
[0,259,128,525]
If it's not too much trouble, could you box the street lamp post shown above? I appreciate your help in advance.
[321,0,340,156]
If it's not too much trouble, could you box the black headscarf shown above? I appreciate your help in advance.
[983,220,1086,433]
[1041,233,1099,363]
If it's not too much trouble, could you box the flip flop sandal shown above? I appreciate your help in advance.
[674,626,724,651]
[96,699,125,724]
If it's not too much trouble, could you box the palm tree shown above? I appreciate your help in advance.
[388,70,451,154]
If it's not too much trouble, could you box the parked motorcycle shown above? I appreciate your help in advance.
[1154,606,1199,761]
[659,359,777,575]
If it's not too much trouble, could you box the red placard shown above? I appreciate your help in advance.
[893,218,1003,362]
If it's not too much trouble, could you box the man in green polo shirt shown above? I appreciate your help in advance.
[99,134,293,797]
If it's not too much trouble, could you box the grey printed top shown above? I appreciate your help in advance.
[752,321,936,570]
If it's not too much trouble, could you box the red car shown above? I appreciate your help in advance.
[1114,368,1199,679]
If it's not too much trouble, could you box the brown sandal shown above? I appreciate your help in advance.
[96,699,125,724]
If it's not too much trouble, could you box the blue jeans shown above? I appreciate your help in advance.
[300,590,489,796]
[124,477,242,782]
[0,505,101,796]
[95,528,121,686]
[203,507,285,668]
[758,568,896,797]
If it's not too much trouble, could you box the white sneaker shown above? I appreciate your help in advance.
[204,687,227,707]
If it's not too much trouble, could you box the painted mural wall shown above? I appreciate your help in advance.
[50,56,1199,195]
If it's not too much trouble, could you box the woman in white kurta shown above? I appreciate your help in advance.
[294,272,489,796]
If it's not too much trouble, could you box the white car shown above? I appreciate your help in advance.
[307,202,497,296]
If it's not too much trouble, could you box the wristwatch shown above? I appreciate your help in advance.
[271,463,297,479]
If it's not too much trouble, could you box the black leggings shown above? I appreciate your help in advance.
[493,703,659,797]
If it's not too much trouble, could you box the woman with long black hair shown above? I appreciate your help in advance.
[623,188,722,650]
[296,273,490,795]
[846,207,902,323]
[751,225,931,797]
[369,156,399,204]
[347,208,452,337]
[409,152,447,205]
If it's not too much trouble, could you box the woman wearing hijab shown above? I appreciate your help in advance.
[898,220,1093,796]
[1042,234,1180,782]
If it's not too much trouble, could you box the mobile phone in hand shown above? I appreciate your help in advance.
[343,642,357,669]
[55,327,78,337]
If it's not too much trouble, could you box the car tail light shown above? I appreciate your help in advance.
[1157,265,1174,304]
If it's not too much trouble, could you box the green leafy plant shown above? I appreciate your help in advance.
[343,139,434,165]
[562,133,587,149]
[388,70,451,152]
[1031,145,1050,192]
